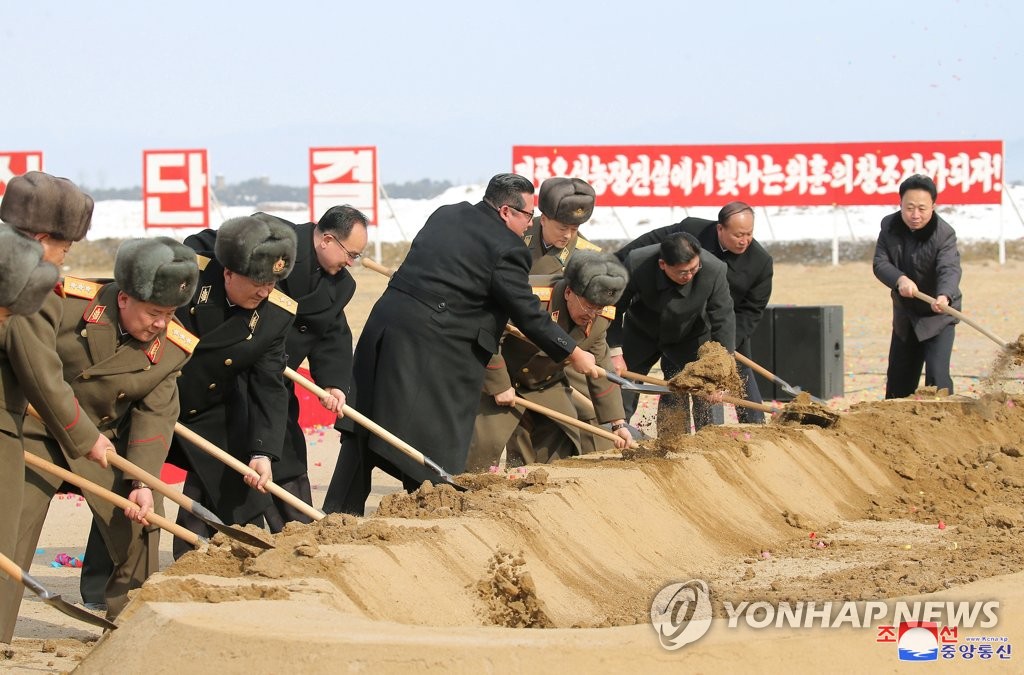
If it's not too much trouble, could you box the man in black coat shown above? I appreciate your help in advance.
[325,173,600,516]
[872,174,962,398]
[257,206,367,530]
[170,216,297,557]
[614,201,772,421]
[609,233,735,433]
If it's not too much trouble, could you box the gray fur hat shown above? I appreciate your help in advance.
[214,215,297,283]
[539,177,596,225]
[0,223,59,314]
[114,237,200,307]
[565,251,628,307]
[0,171,94,241]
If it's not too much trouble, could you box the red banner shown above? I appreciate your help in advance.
[309,146,378,224]
[0,151,44,196]
[513,141,1004,207]
[143,149,210,228]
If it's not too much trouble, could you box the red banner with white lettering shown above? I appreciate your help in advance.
[143,149,210,228]
[309,146,378,224]
[0,151,44,196]
[513,141,1004,207]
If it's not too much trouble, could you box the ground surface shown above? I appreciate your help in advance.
[5,259,1024,673]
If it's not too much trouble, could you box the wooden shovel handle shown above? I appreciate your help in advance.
[360,258,394,277]
[513,396,626,445]
[22,451,200,546]
[621,370,780,414]
[173,423,324,522]
[733,352,775,381]
[0,552,25,584]
[104,452,199,519]
[912,290,1009,348]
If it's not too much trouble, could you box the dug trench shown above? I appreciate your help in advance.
[76,393,1024,672]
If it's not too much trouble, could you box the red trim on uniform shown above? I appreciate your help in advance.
[486,359,506,370]
[65,400,82,430]
[592,383,617,399]
[129,435,167,448]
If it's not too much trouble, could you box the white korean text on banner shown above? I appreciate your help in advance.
[513,141,1004,207]
[0,151,44,196]
[143,149,210,228]
[309,146,378,224]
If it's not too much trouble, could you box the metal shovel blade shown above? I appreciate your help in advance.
[21,570,118,631]
[607,371,672,394]
[423,456,468,492]
[190,502,275,549]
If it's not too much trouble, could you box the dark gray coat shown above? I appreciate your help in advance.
[873,212,962,341]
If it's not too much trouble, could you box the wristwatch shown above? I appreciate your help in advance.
[610,422,628,431]
[130,480,150,491]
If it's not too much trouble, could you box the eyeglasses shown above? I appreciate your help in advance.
[672,261,701,279]
[571,291,602,317]
[326,234,362,261]
[506,204,536,220]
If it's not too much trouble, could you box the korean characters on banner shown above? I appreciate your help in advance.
[143,149,210,229]
[513,141,1004,207]
[308,146,378,224]
[0,151,44,196]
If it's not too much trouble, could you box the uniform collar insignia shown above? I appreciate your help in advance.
[198,285,212,304]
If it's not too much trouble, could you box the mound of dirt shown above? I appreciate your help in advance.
[476,548,551,628]
[668,341,743,396]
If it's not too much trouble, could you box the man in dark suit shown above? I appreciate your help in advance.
[170,216,297,557]
[258,205,367,530]
[609,232,735,432]
[325,173,600,516]
[614,202,772,421]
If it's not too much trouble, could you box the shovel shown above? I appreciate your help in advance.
[733,352,826,404]
[0,552,118,631]
[25,405,272,550]
[912,291,1016,350]
[283,367,467,491]
[22,451,206,548]
[614,370,838,428]
[173,423,327,521]
[512,395,632,447]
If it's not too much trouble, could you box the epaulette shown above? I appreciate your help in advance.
[165,321,199,355]
[599,306,616,320]
[268,289,298,315]
[576,237,602,252]
[532,286,553,303]
[196,255,210,271]
[63,277,101,300]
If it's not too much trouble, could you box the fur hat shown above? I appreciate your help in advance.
[0,223,59,314]
[538,177,596,225]
[214,215,297,283]
[114,237,200,307]
[565,251,628,307]
[0,171,94,241]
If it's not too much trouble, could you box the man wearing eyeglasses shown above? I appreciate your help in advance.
[325,173,600,515]
[613,201,772,422]
[466,252,633,470]
[609,232,735,433]
[251,206,367,530]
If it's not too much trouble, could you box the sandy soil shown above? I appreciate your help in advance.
[4,260,1024,674]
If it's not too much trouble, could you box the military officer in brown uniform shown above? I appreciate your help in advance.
[0,238,200,632]
[0,224,60,645]
[467,252,633,470]
[170,216,297,557]
[521,177,602,274]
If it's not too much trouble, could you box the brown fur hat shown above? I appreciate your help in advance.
[538,177,596,225]
[114,237,200,307]
[0,171,94,241]
[214,215,297,283]
[565,251,628,307]
[0,223,59,314]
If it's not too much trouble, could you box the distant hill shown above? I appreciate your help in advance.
[81,177,455,205]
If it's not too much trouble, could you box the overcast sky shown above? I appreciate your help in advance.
[2,0,1021,188]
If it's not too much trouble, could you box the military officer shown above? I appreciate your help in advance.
[466,252,633,471]
[0,224,60,646]
[522,177,602,273]
[0,238,200,631]
[256,205,368,531]
[170,216,297,557]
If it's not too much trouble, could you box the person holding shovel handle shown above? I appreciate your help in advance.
[466,252,633,471]
[873,174,962,399]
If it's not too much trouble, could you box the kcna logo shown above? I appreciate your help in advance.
[649,580,713,650]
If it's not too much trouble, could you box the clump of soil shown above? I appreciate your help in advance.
[132,578,290,603]
[773,391,841,427]
[476,548,551,628]
[668,341,743,396]
[376,480,469,519]
[621,445,669,461]
[987,333,1024,384]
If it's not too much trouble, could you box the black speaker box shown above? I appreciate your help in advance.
[747,305,844,402]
